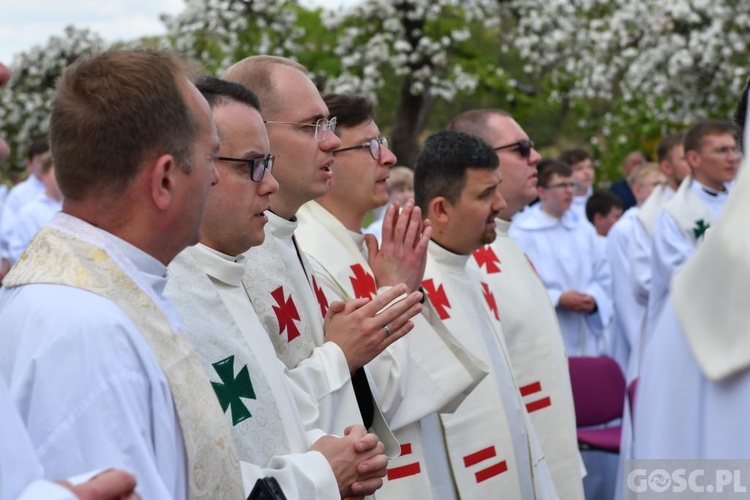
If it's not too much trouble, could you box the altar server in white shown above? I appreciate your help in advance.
[415,130,556,499]
[559,147,595,223]
[0,50,245,499]
[165,77,391,499]
[510,160,613,357]
[447,109,584,499]
[635,142,750,459]
[295,94,488,499]
[224,56,420,459]
[645,120,740,346]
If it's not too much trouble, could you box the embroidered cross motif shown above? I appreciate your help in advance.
[271,286,301,342]
[421,278,451,320]
[463,446,508,483]
[386,443,422,481]
[481,282,500,321]
[693,219,710,240]
[312,276,329,318]
[519,381,552,414]
[211,355,256,426]
[350,263,377,299]
[473,246,502,274]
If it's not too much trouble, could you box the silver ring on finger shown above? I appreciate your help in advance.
[383,325,391,336]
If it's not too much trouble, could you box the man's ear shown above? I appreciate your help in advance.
[685,149,699,170]
[428,196,451,225]
[149,153,178,211]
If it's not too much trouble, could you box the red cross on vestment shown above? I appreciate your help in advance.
[271,286,301,342]
[421,278,451,320]
[481,282,500,321]
[473,246,502,274]
[312,276,329,318]
[349,263,377,300]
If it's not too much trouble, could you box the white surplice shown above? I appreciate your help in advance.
[645,178,730,349]
[0,214,244,499]
[0,175,44,262]
[165,244,338,499]
[421,241,556,499]
[295,201,488,499]
[0,378,79,500]
[510,204,613,357]
[471,218,584,500]
[242,212,399,457]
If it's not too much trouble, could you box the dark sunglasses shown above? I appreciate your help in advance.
[216,154,275,182]
[493,139,535,158]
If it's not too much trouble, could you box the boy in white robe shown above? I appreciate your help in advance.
[0,50,244,499]
[448,108,584,499]
[510,160,613,357]
[559,147,595,223]
[223,57,422,463]
[295,94,488,499]
[634,142,750,459]
[415,130,557,499]
[644,120,741,348]
[164,77,390,499]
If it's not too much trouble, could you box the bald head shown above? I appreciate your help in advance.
[223,56,307,119]
[447,109,511,143]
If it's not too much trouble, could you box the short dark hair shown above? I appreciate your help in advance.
[323,94,373,130]
[656,132,686,163]
[683,120,738,154]
[559,147,590,167]
[446,109,510,143]
[51,49,200,201]
[26,136,49,161]
[537,158,572,188]
[194,75,261,111]
[586,190,623,224]
[414,130,498,213]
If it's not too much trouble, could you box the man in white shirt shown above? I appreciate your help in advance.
[447,109,584,499]
[510,159,613,357]
[0,59,138,500]
[559,147,595,222]
[415,130,556,499]
[0,137,47,281]
[295,94,488,499]
[0,50,245,499]
[224,57,421,460]
[645,120,741,347]
[7,152,62,262]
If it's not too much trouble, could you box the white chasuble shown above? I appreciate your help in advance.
[2,213,243,500]
[242,212,398,457]
[166,245,338,499]
[296,201,488,499]
[471,218,583,500]
[422,242,556,499]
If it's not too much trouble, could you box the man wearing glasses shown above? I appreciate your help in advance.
[448,109,584,499]
[165,76,391,499]
[223,57,424,470]
[510,158,613,359]
[295,94,488,499]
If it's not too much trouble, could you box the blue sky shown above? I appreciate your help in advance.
[0,0,352,64]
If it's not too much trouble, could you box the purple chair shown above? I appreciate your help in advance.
[568,356,626,453]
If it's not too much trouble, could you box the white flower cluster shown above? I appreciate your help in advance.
[0,26,105,172]
[508,0,750,125]
[323,0,499,102]
[162,0,304,70]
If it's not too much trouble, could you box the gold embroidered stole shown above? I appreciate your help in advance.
[5,217,243,499]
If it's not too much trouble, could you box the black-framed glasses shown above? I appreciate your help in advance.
[216,154,275,182]
[493,139,535,158]
[333,137,390,161]
[264,117,337,142]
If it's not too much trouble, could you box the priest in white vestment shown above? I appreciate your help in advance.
[224,56,420,466]
[296,94,488,499]
[644,121,741,349]
[0,51,244,499]
[510,160,613,357]
[448,109,584,499]
[165,77,391,499]
[414,130,557,499]
[634,135,750,459]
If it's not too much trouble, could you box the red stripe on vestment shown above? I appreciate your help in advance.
[463,446,496,467]
[526,397,552,413]
[387,463,422,480]
[475,461,508,483]
[519,381,542,396]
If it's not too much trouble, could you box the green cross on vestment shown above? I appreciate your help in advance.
[212,355,255,426]
[693,219,710,240]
